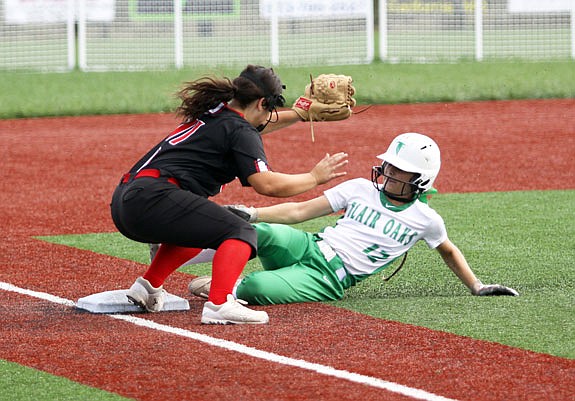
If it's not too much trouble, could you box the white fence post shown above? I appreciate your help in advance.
[174,0,184,69]
[270,2,280,66]
[572,8,575,59]
[379,0,388,61]
[77,0,87,71]
[366,0,375,62]
[475,0,483,61]
[66,0,76,70]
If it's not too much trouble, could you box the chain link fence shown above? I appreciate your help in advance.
[0,0,573,71]
[380,0,574,62]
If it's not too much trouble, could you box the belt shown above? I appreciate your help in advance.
[316,240,347,281]
[121,169,180,187]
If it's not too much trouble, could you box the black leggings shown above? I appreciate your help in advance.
[110,177,257,257]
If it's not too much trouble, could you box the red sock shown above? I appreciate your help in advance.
[209,239,252,305]
[143,244,201,288]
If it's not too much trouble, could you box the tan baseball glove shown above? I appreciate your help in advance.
[292,74,356,122]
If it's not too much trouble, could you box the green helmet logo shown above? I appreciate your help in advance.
[395,141,405,155]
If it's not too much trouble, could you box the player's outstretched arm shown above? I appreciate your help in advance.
[223,195,334,225]
[260,109,304,135]
[435,239,519,296]
[247,152,347,198]
[436,239,479,291]
[259,195,334,224]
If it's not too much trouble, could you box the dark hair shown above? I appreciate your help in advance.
[237,65,285,112]
[175,64,285,121]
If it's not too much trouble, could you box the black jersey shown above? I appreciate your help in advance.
[128,103,270,197]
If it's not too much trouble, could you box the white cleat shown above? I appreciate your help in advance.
[189,275,243,300]
[188,276,211,299]
[126,277,165,312]
[201,294,269,325]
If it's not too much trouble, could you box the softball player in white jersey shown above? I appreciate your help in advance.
[189,133,518,304]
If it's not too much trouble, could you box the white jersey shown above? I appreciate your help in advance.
[321,178,447,278]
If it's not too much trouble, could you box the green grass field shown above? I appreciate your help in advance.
[0,359,130,401]
[1,61,573,119]
[2,61,574,399]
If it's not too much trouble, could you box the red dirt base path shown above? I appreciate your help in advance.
[1,99,574,401]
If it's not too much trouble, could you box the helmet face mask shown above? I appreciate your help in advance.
[372,162,420,202]
[372,133,441,201]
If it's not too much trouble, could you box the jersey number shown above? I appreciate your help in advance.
[167,120,205,145]
[362,244,390,264]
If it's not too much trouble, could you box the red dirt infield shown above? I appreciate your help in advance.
[1,99,574,400]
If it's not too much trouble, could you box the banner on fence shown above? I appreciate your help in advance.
[508,0,574,13]
[259,0,371,19]
[5,0,115,24]
[128,0,240,21]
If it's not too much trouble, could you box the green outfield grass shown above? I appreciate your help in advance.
[1,61,573,119]
[38,190,575,359]
[0,360,131,401]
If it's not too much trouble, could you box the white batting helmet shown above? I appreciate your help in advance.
[377,132,441,193]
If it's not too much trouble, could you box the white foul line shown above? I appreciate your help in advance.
[1,281,459,401]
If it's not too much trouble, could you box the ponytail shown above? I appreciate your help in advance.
[175,65,285,121]
[175,77,235,121]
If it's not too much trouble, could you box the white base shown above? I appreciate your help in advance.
[76,289,190,314]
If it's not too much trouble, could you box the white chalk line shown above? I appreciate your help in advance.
[1,281,459,401]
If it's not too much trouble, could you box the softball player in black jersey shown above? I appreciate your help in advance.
[111,65,348,324]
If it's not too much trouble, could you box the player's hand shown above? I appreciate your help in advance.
[223,204,258,223]
[310,152,348,185]
[472,283,519,296]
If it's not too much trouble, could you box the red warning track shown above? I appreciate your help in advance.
[1,99,574,400]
